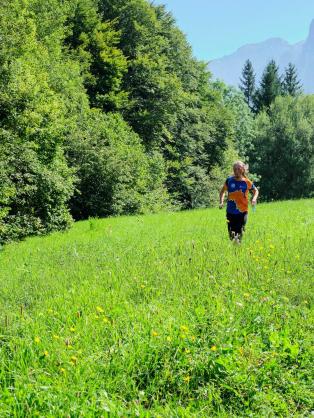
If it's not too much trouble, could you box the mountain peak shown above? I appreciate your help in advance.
[209,19,314,94]
[308,18,314,42]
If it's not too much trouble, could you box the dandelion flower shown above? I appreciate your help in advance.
[60,367,66,374]
[96,306,104,313]
[183,375,191,383]
[152,331,158,337]
[210,345,217,351]
[166,336,172,342]
[34,337,40,344]
[43,350,49,357]
[180,325,189,333]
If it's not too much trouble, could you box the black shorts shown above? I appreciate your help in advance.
[226,212,248,235]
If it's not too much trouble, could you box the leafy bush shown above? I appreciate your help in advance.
[0,136,74,244]
[66,111,172,219]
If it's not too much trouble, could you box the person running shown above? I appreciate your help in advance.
[219,161,258,242]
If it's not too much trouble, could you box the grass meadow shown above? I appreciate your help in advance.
[0,199,313,417]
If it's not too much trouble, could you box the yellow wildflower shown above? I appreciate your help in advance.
[70,327,75,332]
[70,356,78,365]
[34,337,40,344]
[96,306,104,313]
[180,325,189,333]
[210,345,217,351]
[43,350,49,357]
[60,367,66,374]
[152,331,158,337]
[183,375,191,383]
[166,336,172,342]
[103,316,110,324]
[53,335,60,340]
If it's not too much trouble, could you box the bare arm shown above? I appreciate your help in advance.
[219,186,226,209]
[251,187,259,205]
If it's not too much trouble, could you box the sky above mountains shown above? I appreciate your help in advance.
[153,0,314,61]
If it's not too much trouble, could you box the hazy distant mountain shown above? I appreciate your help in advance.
[209,19,314,94]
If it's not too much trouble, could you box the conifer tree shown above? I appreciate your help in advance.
[254,60,282,113]
[282,63,302,96]
[239,59,256,111]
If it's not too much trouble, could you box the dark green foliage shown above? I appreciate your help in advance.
[282,63,302,96]
[65,0,129,111]
[249,96,314,200]
[66,111,171,219]
[0,136,74,244]
[92,0,236,209]
[254,60,282,113]
[0,0,75,243]
[239,59,256,111]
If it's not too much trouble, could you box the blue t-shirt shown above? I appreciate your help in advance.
[223,176,256,215]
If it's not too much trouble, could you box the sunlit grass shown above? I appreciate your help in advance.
[0,199,313,416]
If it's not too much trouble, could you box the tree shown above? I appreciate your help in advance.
[64,0,128,112]
[66,111,171,219]
[249,95,314,200]
[0,0,76,243]
[282,63,302,96]
[254,60,282,113]
[239,59,256,111]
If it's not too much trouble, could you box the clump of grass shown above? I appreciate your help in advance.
[0,199,313,416]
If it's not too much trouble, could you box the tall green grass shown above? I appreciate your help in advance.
[0,200,313,417]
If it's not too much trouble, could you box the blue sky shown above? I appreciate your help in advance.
[153,0,314,61]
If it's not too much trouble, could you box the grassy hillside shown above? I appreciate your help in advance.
[0,200,313,417]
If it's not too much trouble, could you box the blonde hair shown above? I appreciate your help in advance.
[233,161,249,175]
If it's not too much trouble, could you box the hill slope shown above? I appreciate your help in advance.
[0,200,313,416]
